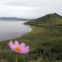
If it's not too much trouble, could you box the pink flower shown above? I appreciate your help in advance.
[8,40,30,54]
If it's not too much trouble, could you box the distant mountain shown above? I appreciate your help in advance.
[26,13,62,26]
[0,17,31,21]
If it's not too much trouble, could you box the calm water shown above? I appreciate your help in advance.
[0,21,31,41]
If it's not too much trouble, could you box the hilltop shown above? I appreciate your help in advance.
[26,13,62,26]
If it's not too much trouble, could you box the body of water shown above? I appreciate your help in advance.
[0,21,31,41]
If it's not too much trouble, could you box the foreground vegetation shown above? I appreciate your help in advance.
[0,13,62,62]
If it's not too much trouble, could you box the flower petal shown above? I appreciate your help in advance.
[14,40,19,47]
[8,40,15,51]
[19,45,30,54]
[24,46,30,54]
[20,42,25,48]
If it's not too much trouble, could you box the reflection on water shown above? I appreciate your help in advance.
[0,21,31,41]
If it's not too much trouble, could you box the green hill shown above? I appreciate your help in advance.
[26,13,62,26]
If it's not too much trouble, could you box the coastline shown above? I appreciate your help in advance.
[0,21,32,42]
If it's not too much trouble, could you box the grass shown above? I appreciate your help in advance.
[0,25,62,62]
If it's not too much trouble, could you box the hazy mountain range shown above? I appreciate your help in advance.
[0,17,31,21]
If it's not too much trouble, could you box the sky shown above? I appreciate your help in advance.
[0,0,62,19]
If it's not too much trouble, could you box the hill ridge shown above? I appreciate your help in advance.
[26,13,62,26]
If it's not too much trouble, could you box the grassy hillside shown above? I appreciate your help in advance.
[21,13,62,62]
[26,13,62,26]
[0,13,62,62]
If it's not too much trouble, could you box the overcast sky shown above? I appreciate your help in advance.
[0,0,62,19]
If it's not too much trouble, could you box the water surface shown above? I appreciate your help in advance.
[0,21,31,41]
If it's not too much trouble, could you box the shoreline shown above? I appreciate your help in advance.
[0,21,32,42]
[0,23,62,62]
[0,23,32,42]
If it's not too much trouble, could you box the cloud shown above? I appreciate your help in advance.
[0,0,62,19]
[0,5,37,18]
[0,0,62,7]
